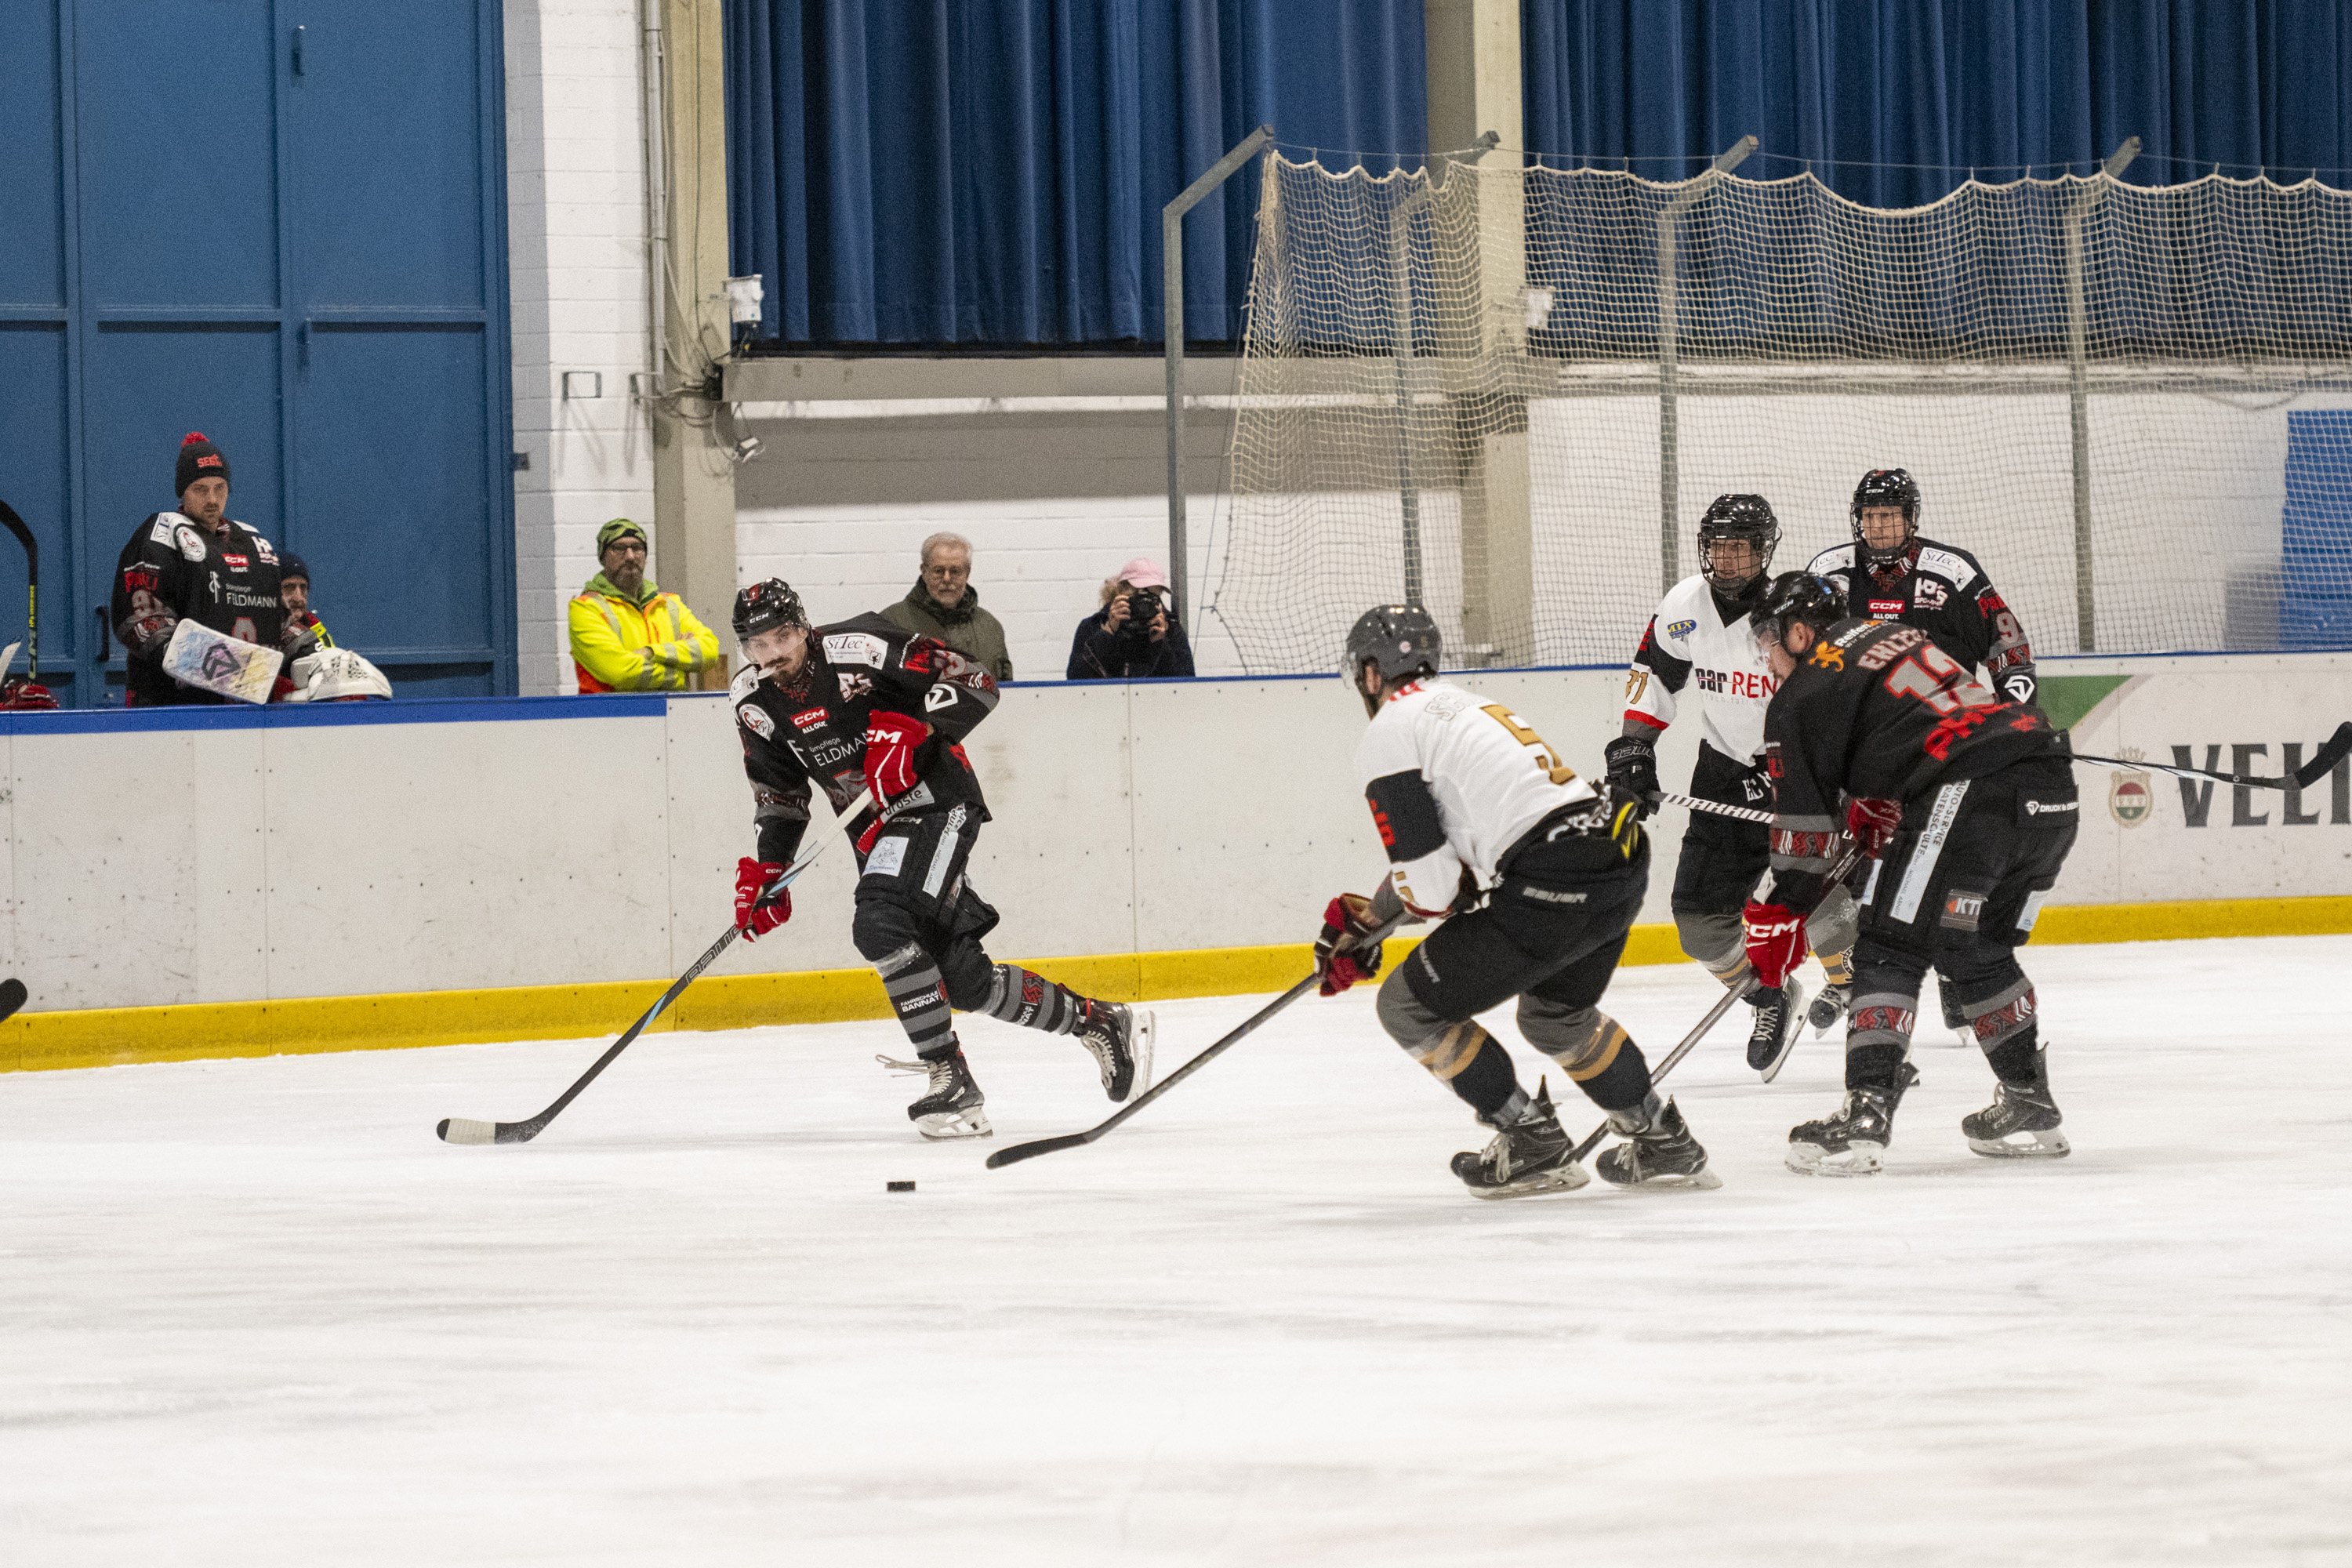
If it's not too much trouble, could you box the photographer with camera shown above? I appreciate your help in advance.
[1066,558,1195,681]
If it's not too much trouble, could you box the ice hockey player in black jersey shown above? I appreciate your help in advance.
[111,432,289,706]
[1605,493,1860,1077]
[1743,572,2078,1176]
[1806,468,2038,706]
[726,579,1152,1138]
[1312,604,1717,1199]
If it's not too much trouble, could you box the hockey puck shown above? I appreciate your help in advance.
[886,1180,916,1192]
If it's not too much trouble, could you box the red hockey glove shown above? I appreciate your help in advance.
[734,858,791,941]
[1845,796,1903,859]
[0,677,57,711]
[862,711,931,804]
[1314,893,1385,997]
[1743,900,1809,991]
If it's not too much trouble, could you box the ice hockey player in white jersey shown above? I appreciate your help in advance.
[1309,604,1718,1199]
[1602,495,1860,1078]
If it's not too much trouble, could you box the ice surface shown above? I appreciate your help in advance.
[3,936,2349,1566]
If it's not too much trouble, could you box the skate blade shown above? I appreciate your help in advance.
[1120,1009,1156,1103]
[1465,1163,1592,1200]
[1606,1167,1724,1191]
[1753,979,1806,1081]
[916,1110,993,1140]
[1784,1138,1885,1177]
[1967,1129,2070,1160]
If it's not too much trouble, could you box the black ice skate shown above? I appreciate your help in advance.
[1595,1097,1721,1190]
[1786,1063,1918,1177]
[1746,978,1807,1081]
[1962,1062,2070,1159]
[877,1047,993,1140]
[1450,1080,1589,1200]
[1806,982,1850,1036]
[1073,1000,1153,1102]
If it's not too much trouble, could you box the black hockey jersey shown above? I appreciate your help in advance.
[1762,618,2065,907]
[1804,536,2036,704]
[731,612,1000,865]
[111,510,288,706]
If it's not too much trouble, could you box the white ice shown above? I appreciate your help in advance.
[3,935,2349,1566]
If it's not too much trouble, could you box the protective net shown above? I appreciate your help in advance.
[1207,154,2352,673]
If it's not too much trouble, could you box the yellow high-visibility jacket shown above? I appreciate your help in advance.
[569,572,719,693]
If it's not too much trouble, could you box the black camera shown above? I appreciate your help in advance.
[1117,587,1165,641]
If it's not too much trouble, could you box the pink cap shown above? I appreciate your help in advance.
[1116,557,1170,590]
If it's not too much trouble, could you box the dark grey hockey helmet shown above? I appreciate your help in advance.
[1850,468,1922,561]
[733,577,808,641]
[1344,604,1441,687]
[1696,494,1780,590]
[1749,571,1846,652]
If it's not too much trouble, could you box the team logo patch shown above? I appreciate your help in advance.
[837,671,873,702]
[252,537,277,564]
[822,631,888,670]
[176,525,208,561]
[1664,618,1697,639]
[2107,747,2152,827]
[738,703,775,739]
[1913,579,1948,609]
[863,836,909,877]
[923,683,956,713]
[1940,887,1990,931]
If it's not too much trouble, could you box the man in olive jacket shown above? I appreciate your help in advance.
[879,531,1014,681]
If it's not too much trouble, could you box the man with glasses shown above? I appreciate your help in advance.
[568,518,720,693]
[880,531,1014,682]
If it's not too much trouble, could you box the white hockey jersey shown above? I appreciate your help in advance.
[1355,677,1600,917]
[1622,573,1777,763]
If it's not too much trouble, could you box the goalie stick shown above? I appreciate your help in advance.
[437,789,875,1146]
[2070,722,2352,793]
[987,918,1405,1169]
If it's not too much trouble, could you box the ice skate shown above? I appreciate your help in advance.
[1786,1064,1917,1176]
[1746,977,1806,1081]
[1806,982,1850,1036]
[1073,1000,1152,1102]
[878,1048,993,1139]
[1962,1063,2069,1159]
[1933,983,1973,1047]
[1450,1080,1589,1199]
[1595,1097,1721,1190]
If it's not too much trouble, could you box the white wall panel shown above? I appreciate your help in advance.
[196,729,269,1004]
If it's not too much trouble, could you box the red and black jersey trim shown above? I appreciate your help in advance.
[1366,770,1446,864]
[1632,617,1693,693]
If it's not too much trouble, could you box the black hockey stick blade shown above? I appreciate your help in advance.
[2074,724,2352,793]
[0,976,27,1025]
[2296,722,2352,788]
[986,924,1401,1171]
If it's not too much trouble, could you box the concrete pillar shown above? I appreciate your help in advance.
[1425,0,1534,666]
[652,0,738,681]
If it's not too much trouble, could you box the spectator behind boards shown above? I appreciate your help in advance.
[568,517,720,693]
[111,432,288,706]
[879,531,1014,682]
[277,553,335,658]
[1066,558,1195,681]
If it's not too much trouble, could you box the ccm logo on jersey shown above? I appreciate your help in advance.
[790,707,829,729]
[1694,667,1774,698]
[1868,598,1906,617]
[823,632,888,670]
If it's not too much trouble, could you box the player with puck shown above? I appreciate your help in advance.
[1744,572,2078,1176]
[1312,604,1717,1199]
[727,579,1151,1139]
[1602,494,1860,1079]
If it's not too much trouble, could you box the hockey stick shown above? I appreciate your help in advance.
[0,977,27,1025]
[987,919,1406,1170]
[0,499,36,681]
[1651,789,1773,825]
[2071,723,2352,793]
[437,789,874,1146]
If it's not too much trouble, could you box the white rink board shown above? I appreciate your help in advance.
[1,654,2347,1013]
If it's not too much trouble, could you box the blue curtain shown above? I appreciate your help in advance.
[724,0,1426,345]
[1523,1,2352,208]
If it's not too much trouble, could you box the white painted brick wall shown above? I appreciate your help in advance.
[736,495,1250,681]
[505,0,653,695]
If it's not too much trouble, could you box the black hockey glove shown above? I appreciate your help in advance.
[1602,735,1661,819]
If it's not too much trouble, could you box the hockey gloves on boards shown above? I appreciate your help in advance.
[1845,797,1903,859]
[1742,900,1809,991]
[1602,735,1661,820]
[1314,893,1385,996]
[734,858,792,942]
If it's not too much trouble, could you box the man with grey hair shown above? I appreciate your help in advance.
[880,531,1013,681]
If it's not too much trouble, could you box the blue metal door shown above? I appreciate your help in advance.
[3,0,514,704]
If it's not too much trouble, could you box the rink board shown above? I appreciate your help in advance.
[0,653,2347,1067]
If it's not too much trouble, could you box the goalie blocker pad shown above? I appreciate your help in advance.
[161,619,284,705]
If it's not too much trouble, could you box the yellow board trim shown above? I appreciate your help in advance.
[6,895,2349,1076]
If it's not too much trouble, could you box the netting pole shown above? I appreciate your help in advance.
[1165,125,1272,631]
[1657,137,1756,593]
[1391,181,1436,608]
[2066,137,2141,652]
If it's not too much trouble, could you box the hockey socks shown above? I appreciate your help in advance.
[982,964,1091,1036]
[1407,1021,1529,1127]
[873,941,956,1055]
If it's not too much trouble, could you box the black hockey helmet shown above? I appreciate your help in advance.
[733,578,808,641]
[1344,604,1441,686]
[1749,571,1846,652]
[1696,494,1780,590]
[1850,468,1922,560]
